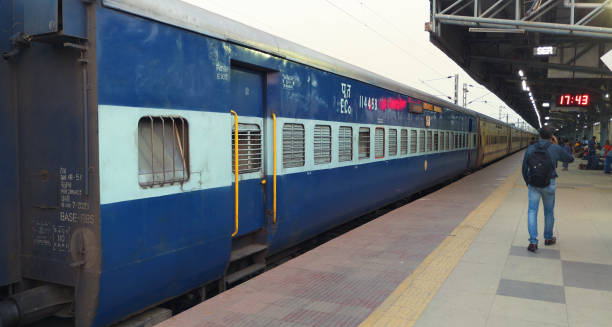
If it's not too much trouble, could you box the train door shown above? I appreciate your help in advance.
[230,66,266,237]
[224,65,270,287]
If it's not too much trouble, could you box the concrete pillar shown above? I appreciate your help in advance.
[601,116,610,144]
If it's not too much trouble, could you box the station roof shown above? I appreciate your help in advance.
[428,0,612,135]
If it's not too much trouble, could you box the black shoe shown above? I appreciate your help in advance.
[545,237,557,246]
[527,243,538,252]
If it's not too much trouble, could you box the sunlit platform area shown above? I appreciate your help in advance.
[156,151,612,327]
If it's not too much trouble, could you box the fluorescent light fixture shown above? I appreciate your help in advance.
[606,93,610,99]
[469,27,525,33]
[518,70,524,77]
[545,116,550,120]
[522,80,527,91]
[542,102,550,107]
[578,114,581,118]
[544,122,548,126]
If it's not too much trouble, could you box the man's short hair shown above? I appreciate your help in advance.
[539,126,553,139]
[592,136,597,140]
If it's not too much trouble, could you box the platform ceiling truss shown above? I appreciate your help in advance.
[429,0,612,133]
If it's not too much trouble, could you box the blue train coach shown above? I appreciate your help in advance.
[0,1,527,326]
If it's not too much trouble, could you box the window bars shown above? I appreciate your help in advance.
[359,127,370,159]
[314,125,332,164]
[232,124,262,174]
[138,116,189,187]
[283,123,305,168]
[339,126,353,162]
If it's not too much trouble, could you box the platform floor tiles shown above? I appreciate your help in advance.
[157,153,612,327]
[411,161,612,327]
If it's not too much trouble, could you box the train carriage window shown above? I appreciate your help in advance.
[400,129,408,155]
[359,127,370,160]
[375,127,385,158]
[419,130,425,153]
[389,129,398,156]
[454,133,458,149]
[282,123,305,168]
[447,132,452,150]
[433,131,439,151]
[441,132,446,150]
[314,125,332,164]
[410,130,417,153]
[339,126,353,162]
[232,123,262,174]
[473,134,476,148]
[427,131,433,152]
[138,116,189,187]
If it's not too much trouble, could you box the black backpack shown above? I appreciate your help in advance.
[526,142,554,187]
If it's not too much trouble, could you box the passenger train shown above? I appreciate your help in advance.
[0,1,534,326]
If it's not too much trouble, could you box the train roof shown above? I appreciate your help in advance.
[102,0,524,130]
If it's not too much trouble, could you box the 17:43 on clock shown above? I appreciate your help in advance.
[558,94,590,106]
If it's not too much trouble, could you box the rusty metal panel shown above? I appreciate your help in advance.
[16,43,94,287]
[0,0,21,287]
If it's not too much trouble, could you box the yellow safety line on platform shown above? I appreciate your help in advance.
[360,167,521,327]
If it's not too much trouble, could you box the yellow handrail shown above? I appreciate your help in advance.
[230,110,239,237]
[272,113,277,224]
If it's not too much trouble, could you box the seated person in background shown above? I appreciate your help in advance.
[604,140,611,158]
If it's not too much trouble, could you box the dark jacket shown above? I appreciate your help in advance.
[522,139,574,185]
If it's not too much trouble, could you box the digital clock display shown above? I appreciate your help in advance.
[558,94,590,106]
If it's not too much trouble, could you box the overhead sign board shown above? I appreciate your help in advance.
[533,46,557,56]
[550,106,586,113]
[602,49,612,71]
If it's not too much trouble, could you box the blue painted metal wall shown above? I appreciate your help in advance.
[94,6,474,326]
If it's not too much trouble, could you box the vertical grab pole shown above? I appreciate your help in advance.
[272,113,277,224]
[230,110,239,237]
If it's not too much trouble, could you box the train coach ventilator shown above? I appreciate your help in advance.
[0,285,73,327]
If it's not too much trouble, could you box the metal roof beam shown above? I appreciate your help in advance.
[470,55,612,75]
[576,0,611,25]
[439,0,466,15]
[435,14,612,39]
[522,0,560,21]
[480,0,508,18]
[488,0,514,18]
[452,0,475,15]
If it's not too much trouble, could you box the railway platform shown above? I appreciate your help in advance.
[157,151,612,327]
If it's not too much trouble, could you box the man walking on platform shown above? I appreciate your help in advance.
[522,127,574,252]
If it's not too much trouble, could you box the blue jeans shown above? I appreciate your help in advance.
[605,156,612,173]
[527,179,556,244]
